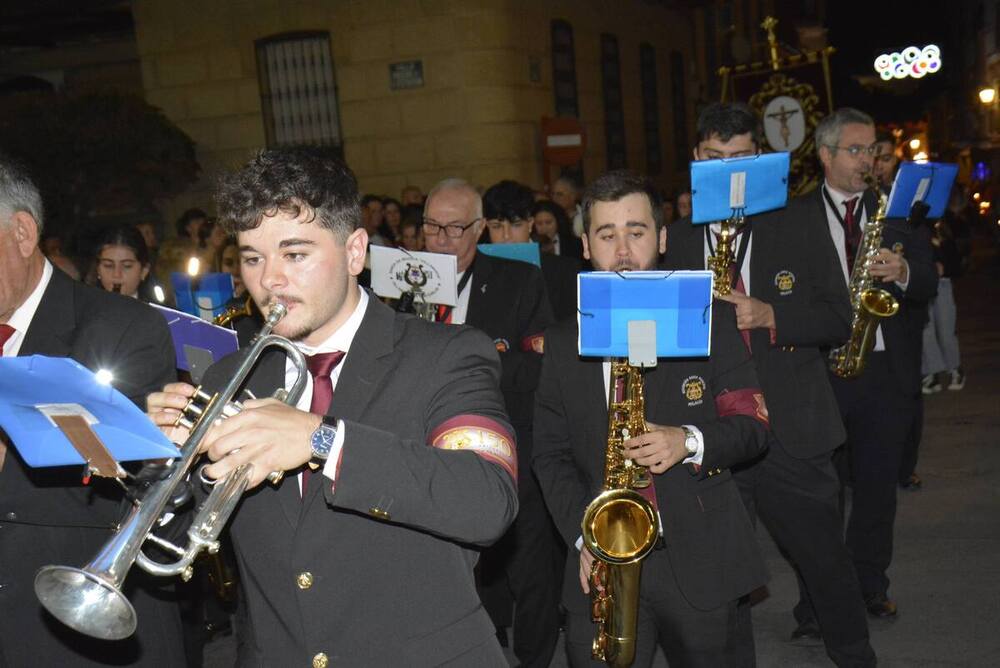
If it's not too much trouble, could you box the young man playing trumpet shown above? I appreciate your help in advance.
[147,147,518,667]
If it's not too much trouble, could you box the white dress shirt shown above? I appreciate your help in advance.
[284,287,369,490]
[448,269,473,326]
[2,259,53,356]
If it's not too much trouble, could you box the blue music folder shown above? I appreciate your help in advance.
[477,242,542,267]
[151,304,239,374]
[0,356,179,468]
[690,152,790,224]
[578,271,713,358]
[886,161,958,219]
[170,272,235,321]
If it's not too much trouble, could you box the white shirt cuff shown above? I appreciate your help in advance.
[321,419,347,483]
[681,424,705,466]
[894,258,910,292]
[575,535,583,551]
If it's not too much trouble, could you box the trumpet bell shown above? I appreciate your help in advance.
[35,565,136,640]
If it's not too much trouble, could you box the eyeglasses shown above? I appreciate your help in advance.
[825,143,879,157]
[422,217,482,238]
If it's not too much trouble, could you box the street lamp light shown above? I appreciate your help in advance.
[979,86,997,105]
[909,138,922,150]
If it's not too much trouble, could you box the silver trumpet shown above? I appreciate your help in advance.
[34,302,308,640]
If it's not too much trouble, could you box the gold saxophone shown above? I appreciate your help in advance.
[829,175,900,378]
[706,213,743,296]
[581,360,660,667]
[213,294,253,326]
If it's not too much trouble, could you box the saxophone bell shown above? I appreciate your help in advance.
[582,360,660,666]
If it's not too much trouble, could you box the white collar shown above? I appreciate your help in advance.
[295,286,369,356]
[7,258,53,334]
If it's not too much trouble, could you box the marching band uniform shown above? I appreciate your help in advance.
[198,289,519,667]
[819,188,937,610]
[0,262,185,667]
[533,303,770,667]
[663,204,878,666]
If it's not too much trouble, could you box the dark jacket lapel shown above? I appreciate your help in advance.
[302,295,396,507]
[18,267,76,358]
[464,252,496,328]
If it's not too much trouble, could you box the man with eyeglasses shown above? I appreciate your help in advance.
[808,108,937,626]
[662,103,877,667]
[423,178,555,666]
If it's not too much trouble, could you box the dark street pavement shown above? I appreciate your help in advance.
[206,247,1000,668]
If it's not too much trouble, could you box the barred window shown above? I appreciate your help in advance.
[639,43,662,176]
[255,32,343,150]
[601,34,626,170]
[551,20,579,117]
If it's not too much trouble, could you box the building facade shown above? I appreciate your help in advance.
[132,0,709,214]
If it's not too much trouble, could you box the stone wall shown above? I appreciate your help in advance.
[133,0,702,221]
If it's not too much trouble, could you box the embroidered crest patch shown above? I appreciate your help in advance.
[682,376,706,406]
[774,270,795,296]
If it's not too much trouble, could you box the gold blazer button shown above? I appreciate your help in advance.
[296,572,314,590]
[312,652,329,668]
[369,507,390,520]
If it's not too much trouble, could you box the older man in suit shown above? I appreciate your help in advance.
[535,169,771,667]
[422,178,559,667]
[810,108,937,620]
[662,103,876,667]
[148,148,518,667]
[0,156,184,666]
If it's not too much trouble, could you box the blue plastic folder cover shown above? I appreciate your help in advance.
[577,271,713,358]
[0,356,178,468]
[690,152,790,224]
[171,272,235,320]
[151,304,239,372]
[885,161,958,220]
[477,242,542,267]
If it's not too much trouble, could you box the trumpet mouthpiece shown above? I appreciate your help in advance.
[267,302,287,324]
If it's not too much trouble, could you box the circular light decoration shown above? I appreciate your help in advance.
[874,45,941,81]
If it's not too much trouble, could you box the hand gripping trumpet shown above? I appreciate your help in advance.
[33,302,308,640]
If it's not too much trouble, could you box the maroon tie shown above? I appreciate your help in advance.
[0,324,15,355]
[842,197,860,268]
[302,351,346,493]
[728,258,752,353]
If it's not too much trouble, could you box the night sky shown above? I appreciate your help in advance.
[823,1,958,123]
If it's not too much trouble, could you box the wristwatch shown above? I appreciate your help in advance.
[310,416,338,464]
[680,426,699,457]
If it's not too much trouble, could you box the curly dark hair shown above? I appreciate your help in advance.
[215,146,361,239]
[581,170,663,234]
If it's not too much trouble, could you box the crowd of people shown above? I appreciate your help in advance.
[0,99,978,668]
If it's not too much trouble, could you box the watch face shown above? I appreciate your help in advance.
[311,424,336,458]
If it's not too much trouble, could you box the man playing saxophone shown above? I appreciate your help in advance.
[146,147,519,667]
[663,103,877,666]
[810,108,936,621]
[533,170,770,667]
